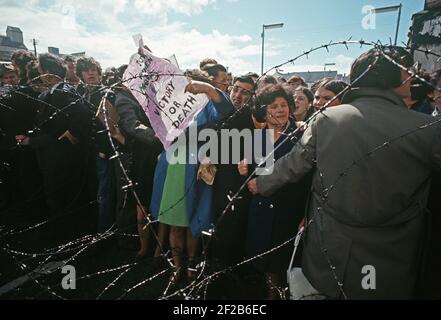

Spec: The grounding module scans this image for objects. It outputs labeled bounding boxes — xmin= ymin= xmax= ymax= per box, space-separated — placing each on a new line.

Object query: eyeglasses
xmin=230 ymin=85 xmax=253 ymax=96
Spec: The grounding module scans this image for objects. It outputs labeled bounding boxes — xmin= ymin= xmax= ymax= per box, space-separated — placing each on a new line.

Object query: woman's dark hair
xmin=38 ymin=53 xmax=67 ymax=78
xmin=287 ymin=75 xmax=306 ymax=87
xmin=350 ymin=46 xmax=413 ymax=89
xmin=26 ymin=60 xmax=42 ymax=83
xmin=76 ymin=56 xmax=102 ymax=78
xmin=184 ymin=68 xmax=212 ymax=84
xmin=294 ymin=86 xmax=314 ymax=102
xmin=199 ymin=58 xmax=218 ymax=70
xmin=311 ymin=77 xmax=331 ymax=94
xmin=254 ymin=84 xmax=294 ymax=122
xmin=202 ymin=63 xmax=227 ymax=79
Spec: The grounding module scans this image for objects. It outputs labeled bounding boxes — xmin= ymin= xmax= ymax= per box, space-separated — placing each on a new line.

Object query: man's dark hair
xmin=0 ymin=64 xmax=17 ymax=78
xmin=233 ymin=74 xmax=256 ymax=92
xmin=64 ymin=55 xmax=77 ymax=64
xmin=245 ymin=72 xmax=259 ymax=81
xmin=26 ymin=60 xmax=42 ymax=83
xmin=76 ymin=56 xmax=102 ymax=78
xmin=38 ymin=53 xmax=67 ymax=78
xmin=11 ymin=49 xmax=37 ymax=82
xmin=350 ymin=46 xmax=413 ymax=89
xmin=277 ymin=76 xmax=287 ymax=83
xmin=256 ymin=75 xmax=277 ymax=89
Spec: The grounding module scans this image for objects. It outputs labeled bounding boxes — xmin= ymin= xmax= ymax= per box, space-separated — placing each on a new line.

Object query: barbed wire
xmin=1 ymin=39 xmax=441 ymax=300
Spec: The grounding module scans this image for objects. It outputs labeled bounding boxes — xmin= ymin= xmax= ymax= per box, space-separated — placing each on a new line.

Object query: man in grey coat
xmin=248 ymin=47 xmax=441 ymax=299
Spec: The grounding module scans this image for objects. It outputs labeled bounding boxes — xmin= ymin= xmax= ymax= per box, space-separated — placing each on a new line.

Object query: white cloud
xmin=144 ymin=24 xmax=258 ymax=73
xmin=0 ymin=1 xmax=262 ymax=74
xmin=133 ymin=0 xmax=214 ymax=16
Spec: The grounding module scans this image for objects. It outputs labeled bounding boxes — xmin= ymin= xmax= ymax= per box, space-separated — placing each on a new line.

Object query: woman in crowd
xmin=150 ymin=74 xmax=233 ymax=286
xmin=238 ymin=84 xmax=311 ymax=299
xmin=293 ymin=86 xmax=314 ymax=122
xmin=202 ymin=63 xmax=229 ymax=93
xmin=313 ymin=79 xmax=348 ymax=111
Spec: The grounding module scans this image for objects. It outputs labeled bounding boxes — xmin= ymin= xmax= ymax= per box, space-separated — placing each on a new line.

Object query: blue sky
xmin=0 ymin=0 xmax=425 ymax=75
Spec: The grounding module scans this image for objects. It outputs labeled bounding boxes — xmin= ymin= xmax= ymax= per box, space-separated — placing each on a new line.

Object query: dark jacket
xmin=0 ymin=85 xmax=39 ymax=149
xmin=115 ymin=90 xmax=161 ymax=151
xmin=114 ymin=90 xmax=162 ymax=207
xmin=257 ymin=88 xmax=441 ymax=299
xmin=77 ymin=83 xmax=117 ymax=157
xmin=31 ymin=82 xmax=92 ymax=147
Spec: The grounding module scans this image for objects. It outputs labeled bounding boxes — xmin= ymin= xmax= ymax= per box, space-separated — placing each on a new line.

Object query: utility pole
xmin=32 ymin=38 xmax=38 ymax=56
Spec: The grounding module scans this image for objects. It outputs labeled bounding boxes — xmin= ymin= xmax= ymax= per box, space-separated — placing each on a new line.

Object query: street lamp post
xmin=324 ymin=63 xmax=336 ymax=78
xmin=372 ymin=4 xmax=402 ymax=45
xmin=261 ymin=23 xmax=284 ymax=75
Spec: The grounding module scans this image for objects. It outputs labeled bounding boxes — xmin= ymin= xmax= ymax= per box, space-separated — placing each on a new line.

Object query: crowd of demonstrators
xmin=1 ymin=45 xmax=441 ymax=300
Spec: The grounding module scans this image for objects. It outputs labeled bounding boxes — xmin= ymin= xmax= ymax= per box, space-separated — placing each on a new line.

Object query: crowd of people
xmin=1 ymin=46 xmax=441 ymax=300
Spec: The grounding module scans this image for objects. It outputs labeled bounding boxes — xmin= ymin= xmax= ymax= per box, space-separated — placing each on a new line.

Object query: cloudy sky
xmin=0 ymin=0 xmax=425 ymax=75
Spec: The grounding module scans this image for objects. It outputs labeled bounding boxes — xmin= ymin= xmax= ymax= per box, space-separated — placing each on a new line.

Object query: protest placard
xmin=123 ymin=48 xmax=209 ymax=149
